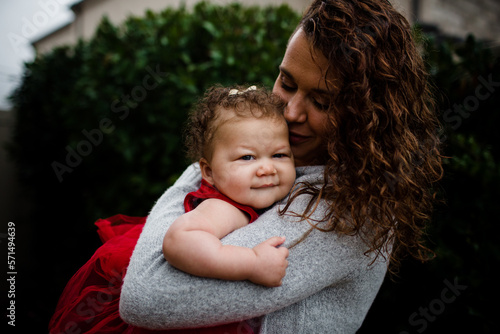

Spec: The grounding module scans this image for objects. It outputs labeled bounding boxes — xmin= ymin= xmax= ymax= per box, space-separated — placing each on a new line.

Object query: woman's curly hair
xmin=283 ymin=0 xmax=443 ymax=273
xmin=185 ymin=85 xmax=285 ymax=162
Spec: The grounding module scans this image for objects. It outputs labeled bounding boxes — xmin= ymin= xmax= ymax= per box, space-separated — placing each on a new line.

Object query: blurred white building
xmin=31 ymin=0 xmax=310 ymax=54
xmin=31 ymin=0 xmax=500 ymax=54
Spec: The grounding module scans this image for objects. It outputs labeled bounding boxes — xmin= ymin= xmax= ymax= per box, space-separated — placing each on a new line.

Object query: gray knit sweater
xmin=120 ymin=163 xmax=388 ymax=333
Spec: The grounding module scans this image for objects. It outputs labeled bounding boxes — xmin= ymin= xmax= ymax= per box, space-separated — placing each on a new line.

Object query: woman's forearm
xmin=120 ymin=165 xmax=373 ymax=330
xmin=121 ymin=204 xmax=367 ymax=330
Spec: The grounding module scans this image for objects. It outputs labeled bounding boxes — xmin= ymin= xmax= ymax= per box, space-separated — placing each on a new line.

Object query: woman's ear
xmin=199 ymin=158 xmax=215 ymax=185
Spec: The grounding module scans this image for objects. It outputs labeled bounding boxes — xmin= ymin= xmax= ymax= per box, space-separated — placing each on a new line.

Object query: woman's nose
xmin=284 ymin=93 xmax=307 ymax=124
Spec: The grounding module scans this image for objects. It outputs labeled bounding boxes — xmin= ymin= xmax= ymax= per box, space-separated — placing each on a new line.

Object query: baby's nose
xmin=257 ymin=162 xmax=277 ymax=176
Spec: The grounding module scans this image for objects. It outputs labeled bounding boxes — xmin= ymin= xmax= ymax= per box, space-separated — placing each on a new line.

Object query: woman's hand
xmin=249 ymin=236 xmax=289 ymax=287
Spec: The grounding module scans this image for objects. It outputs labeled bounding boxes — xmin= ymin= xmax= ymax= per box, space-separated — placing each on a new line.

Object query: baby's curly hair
xmin=185 ymin=85 xmax=286 ymax=162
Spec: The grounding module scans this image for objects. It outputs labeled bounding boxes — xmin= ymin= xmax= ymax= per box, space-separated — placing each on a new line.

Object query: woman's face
xmin=273 ymin=28 xmax=332 ymax=167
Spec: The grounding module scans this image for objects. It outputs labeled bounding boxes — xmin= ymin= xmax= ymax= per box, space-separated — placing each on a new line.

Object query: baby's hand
xmin=249 ymin=237 xmax=289 ymax=287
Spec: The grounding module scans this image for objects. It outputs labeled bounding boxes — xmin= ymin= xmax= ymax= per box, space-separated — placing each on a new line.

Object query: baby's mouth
xmin=253 ymin=183 xmax=277 ymax=189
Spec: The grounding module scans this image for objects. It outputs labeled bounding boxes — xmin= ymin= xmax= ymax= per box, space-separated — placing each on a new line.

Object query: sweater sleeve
xmin=120 ymin=165 xmax=379 ymax=330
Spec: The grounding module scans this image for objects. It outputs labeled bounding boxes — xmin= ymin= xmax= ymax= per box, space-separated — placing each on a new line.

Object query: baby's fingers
xmin=278 ymin=246 xmax=289 ymax=259
xmin=264 ymin=236 xmax=286 ymax=248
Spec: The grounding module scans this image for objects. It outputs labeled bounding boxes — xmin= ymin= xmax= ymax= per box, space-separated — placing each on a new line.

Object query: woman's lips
xmin=289 ymin=131 xmax=310 ymax=145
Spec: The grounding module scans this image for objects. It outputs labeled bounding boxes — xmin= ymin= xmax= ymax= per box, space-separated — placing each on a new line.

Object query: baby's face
xmin=206 ymin=116 xmax=296 ymax=209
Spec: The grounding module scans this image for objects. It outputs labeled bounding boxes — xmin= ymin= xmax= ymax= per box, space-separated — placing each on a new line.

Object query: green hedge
xmin=7 ymin=2 xmax=499 ymax=332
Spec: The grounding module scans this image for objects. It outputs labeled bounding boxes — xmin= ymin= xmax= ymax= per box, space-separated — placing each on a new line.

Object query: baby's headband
xmin=228 ymin=85 xmax=257 ymax=96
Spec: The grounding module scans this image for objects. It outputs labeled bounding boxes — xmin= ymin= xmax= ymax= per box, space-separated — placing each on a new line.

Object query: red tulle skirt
xmin=48 ymin=214 xmax=256 ymax=334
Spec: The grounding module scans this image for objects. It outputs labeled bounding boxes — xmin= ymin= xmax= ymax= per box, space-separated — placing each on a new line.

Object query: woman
xmin=120 ymin=0 xmax=443 ymax=332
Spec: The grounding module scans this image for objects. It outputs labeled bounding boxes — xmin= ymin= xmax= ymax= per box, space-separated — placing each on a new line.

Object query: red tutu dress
xmin=49 ymin=180 xmax=259 ymax=334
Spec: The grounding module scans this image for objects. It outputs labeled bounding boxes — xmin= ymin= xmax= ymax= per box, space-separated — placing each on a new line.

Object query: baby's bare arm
xmin=162 ymin=199 xmax=288 ymax=286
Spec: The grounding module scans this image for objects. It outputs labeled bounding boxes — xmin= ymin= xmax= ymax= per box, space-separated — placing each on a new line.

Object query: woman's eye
xmin=280 ymin=74 xmax=296 ymax=92
xmin=281 ymin=82 xmax=296 ymax=92
xmin=240 ymin=155 xmax=254 ymax=161
xmin=312 ymin=98 xmax=330 ymax=111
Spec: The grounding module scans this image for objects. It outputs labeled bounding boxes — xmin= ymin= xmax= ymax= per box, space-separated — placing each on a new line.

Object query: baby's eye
xmin=239 ymin=155 xmax=254 ymax=161
xmin=273 ymin=153 xmax=288 ymax=158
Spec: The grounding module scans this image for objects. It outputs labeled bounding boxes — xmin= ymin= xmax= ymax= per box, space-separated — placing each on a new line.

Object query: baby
xmin=163 ymin=85 xmax=295 ymax=287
